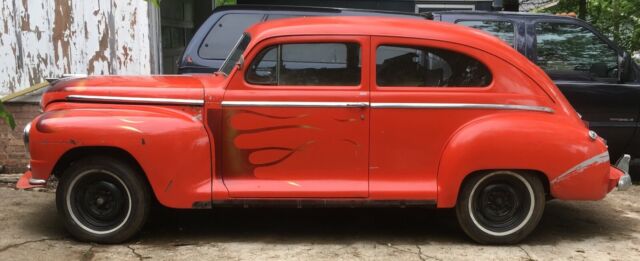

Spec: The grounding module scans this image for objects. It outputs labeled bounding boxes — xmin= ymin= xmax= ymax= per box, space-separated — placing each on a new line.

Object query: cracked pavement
xmin=0 ymin=185 xmax=639 ymax=260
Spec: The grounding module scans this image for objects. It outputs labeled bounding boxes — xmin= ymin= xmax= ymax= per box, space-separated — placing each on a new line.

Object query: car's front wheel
xmin=456 ymin=170 xmax=545 ymax=244
xmin=56 ymin=156 xmax=150 ymax=243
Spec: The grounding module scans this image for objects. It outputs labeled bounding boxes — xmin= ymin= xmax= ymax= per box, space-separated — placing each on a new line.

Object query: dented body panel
xmin=22 ymin=17 xmax=624 ymax=210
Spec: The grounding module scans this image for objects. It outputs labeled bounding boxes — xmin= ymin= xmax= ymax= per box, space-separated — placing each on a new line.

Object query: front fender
xmin=437 ymin=112 xmax=608 ymax=208
xmin=29 ymin=104 xmax=211 ymax=208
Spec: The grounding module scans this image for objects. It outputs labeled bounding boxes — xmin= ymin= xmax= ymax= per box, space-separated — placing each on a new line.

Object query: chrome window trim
xmin=370 ymin=103 xmax=554 ymax=113
xmin=66 ymin=95 xmax=204 ymax=106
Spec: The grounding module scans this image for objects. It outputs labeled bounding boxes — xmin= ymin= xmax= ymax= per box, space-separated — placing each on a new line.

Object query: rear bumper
xmin=612 ymin=154 xmax=632 ymax=191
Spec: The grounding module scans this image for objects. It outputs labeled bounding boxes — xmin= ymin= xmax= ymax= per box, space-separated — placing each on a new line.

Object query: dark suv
xmin=180 ymin=6 xmax=640 ymax=167
xmin=178 ymin=5 xmax=423 ymax=74
xmin=434 ymin=11 xmax=640 ymax=164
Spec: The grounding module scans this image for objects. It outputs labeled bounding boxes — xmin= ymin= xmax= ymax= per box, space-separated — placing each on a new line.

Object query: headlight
xmin=23 ymin=122 xmax=31 ymax=157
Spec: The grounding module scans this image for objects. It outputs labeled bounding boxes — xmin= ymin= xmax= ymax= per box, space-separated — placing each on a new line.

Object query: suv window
xmin=456 ymin=20 xmax=515 ymax=47
xmin=246 ymin=43 xmax=361 ymax=86
xmin=535 ymin=22 xmax=618 ymax=80
xmin=199 ymin=14 xmax=263 ymax=60
xmin=376 ymin=45 xmax=491 ymax=87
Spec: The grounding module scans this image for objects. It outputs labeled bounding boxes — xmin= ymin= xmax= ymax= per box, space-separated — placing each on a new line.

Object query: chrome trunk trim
xmin=551 ymin=151 xmax=610 ymax=185
xmin=66 ymin=95 xmax=204 ymax=106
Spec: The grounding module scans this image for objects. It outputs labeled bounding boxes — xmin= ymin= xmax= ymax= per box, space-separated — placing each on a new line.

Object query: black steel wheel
xmin=57 ymin=156 xmax=150 ymax=243
xmin=456 ymin=171 xmax=545 ymax=244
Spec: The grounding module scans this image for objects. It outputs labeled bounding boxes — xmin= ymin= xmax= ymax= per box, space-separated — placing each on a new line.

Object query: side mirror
xmin=236 ymin=55 xmax=245 ymax=71
xmin=618 ymin=51 xmax=631 ymax=83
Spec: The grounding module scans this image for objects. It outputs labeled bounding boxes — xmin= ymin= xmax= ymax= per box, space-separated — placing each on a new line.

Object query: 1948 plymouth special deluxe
xmin=18 ymin=17 xmax=632 ymax=244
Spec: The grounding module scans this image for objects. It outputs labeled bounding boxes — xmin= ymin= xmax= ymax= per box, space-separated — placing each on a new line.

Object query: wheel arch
xmin=51 ymin=146 xmax=159 ymax=204
xmin=458 ymin=169 xmax=551 ymax=201
xmin=436 ymin=112 xmax=602 ymax=208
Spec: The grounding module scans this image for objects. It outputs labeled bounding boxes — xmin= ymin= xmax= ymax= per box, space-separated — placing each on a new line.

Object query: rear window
xmin=198 ymin=13 xmax=263 ymax=60
xmin=376 ymin=45 xmax=492 ymax=87
xmin=456 ymin=20 xmax=515 ymax=47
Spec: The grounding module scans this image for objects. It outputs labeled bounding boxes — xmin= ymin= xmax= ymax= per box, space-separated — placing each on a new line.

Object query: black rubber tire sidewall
xmin=456 ymin=171 xmax=545 ymax=244
xmin=56 ymin=156 xmax=150 ymax=244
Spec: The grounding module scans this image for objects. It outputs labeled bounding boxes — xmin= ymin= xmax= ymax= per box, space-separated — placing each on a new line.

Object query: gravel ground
xmin=0 ymin=175 xmax=639 ymax=261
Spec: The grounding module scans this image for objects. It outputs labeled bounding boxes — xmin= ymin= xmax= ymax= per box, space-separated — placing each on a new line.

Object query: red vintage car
xmin=19 ymin=17 xmax=631 ymax=244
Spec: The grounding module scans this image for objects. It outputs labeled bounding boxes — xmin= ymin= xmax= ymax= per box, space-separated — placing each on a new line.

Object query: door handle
xmin=345 ymin=102 xmax=369 ymax=108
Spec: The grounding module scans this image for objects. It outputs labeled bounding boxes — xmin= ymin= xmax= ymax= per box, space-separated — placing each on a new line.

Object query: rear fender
xmin=437 ymin=112 xmax=608 ymax=208
xmin=30 ymin=104 xmax=211 ymax=208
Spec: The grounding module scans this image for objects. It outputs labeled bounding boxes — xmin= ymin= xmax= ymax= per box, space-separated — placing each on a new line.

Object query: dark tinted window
xmin=457 ymin=20 xmax=515 ymax=47
xmin=199 ymin=14 xmax=263 ymax=59
xmin=247 ymin=43 xmax=361 ymax=86
xmin=535 ymin=22 xmax=618 ymax=80
xmin=376 ymin=45 xmax=491 ymax=87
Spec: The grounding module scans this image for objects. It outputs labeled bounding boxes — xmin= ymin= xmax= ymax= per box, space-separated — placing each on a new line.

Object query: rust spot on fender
xmin=164 ymin=180 xmax=173 ymax=192
xmin=141 ymin=138 xmax=146 ymax=145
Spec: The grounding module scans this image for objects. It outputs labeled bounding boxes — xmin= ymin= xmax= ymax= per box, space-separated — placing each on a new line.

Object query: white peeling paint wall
xmin=0 ymin=0 xmax=152 ymax=95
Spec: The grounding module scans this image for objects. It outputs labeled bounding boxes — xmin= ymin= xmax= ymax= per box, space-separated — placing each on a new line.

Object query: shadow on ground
xmin=21 ymin=194 xmax=637 ymax=246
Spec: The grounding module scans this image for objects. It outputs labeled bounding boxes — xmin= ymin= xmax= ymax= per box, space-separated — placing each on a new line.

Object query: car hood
xmin=41 ymin=75 xmax=224 ymax=108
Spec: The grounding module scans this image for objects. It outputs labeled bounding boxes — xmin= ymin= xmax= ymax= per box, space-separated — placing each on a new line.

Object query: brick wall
xmin=0 ymin=103 xmax=40 ymax=173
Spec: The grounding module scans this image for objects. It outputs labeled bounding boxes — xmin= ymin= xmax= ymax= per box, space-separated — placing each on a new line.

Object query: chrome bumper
xmin=615 ymin=154 xmax=632 ymax=191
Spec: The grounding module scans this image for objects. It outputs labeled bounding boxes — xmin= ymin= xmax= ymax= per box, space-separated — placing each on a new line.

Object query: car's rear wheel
xmin=456 ymin=170 xmax=545 ymax=244
xmin=56 ymin=156 xmax=150 ymax=243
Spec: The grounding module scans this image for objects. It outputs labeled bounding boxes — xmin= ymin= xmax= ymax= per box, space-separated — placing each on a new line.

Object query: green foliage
xmin=215 ymin=0 xmax=236 ymax=7
xmin=542 ymin=0 xmax=640 ymax=53
xmin=145 ymin=0 xmax=160 ymax=8
xmin=0 ymin=102 xmax=15 ymax=130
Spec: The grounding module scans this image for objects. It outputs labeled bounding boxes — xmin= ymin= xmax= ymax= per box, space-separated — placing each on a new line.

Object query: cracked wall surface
xmin=0 ymin=0 xmax=152 ymax=95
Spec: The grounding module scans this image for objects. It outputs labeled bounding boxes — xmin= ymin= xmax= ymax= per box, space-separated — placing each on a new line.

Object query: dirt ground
xmin=0 ymin=179 xmax=639 ymax=261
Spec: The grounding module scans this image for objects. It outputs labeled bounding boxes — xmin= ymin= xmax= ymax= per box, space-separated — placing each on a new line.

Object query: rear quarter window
xmin=376 ymin=45 xmax=492 ymax=87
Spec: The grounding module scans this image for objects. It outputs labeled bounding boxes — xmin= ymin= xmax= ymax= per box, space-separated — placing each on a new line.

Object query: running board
xmin=192 ymin=200 xmax=436 ymax=209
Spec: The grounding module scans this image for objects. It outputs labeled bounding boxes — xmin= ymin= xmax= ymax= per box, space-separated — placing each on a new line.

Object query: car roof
xmin=245 ymin=16 xmax=509 ymax=50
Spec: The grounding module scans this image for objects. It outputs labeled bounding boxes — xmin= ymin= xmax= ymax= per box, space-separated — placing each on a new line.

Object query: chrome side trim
xmin=66 ymin=95 xmax=204 ymax=106
xmin=29 ymin=178 xmax=46 ymax=185
xmin=551 ymin=151 xmax=610 ymax=185
xmin=370 ymin=103 xmax=554 ymax=113
xmin=221 ymin=101 xmax=553 ymax=112
xmin=222 ymin=101 xmax=369 ymax=108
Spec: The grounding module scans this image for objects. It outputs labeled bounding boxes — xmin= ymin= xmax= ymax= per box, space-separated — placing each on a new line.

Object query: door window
xmin=246 ymin=43 xmax=361 ymax=86
xmin=535 ymin=22 xmax=618 ymax=80
xmin=199 ymin=14 xmax=263 ymax=60
xmin=456 ymin=20 xmax=515 ymax=47
xmin=376 ymin=45 xmax=491 ymax=87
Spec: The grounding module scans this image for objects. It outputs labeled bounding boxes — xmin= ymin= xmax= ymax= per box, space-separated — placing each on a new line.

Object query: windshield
xmin=218 ymin=33 xmax=251 ymax=76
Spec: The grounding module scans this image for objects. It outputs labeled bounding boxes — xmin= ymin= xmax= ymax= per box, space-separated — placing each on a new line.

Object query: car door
xmin=531 ymin=20 xmax=640 ymax=159
xmin=368 ymin=36 xmax=501 ymax=200
xmin=220 ymin=35 xmax=370 ymax=198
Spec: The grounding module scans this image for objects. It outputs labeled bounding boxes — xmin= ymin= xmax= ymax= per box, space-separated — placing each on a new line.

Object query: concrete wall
xmin=0 ymin=0 xmax=153 ymax=96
